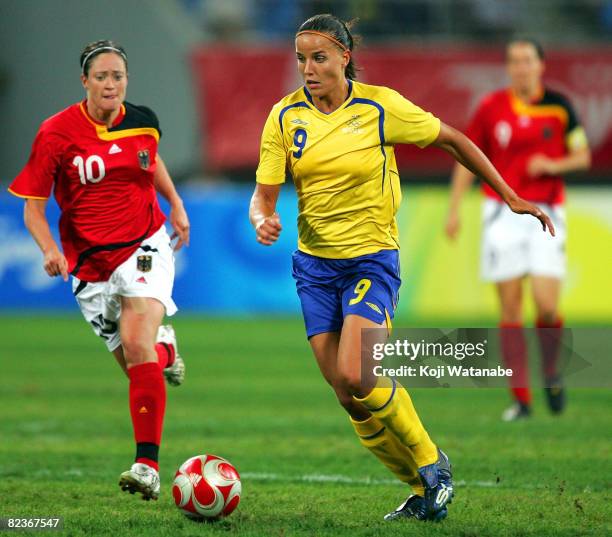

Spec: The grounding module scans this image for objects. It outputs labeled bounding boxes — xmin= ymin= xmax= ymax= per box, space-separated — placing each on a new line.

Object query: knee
xmin=334 ymin=369 xmax=364 ymax=399
xmin=327 ymin=369 xmax=363 ymax=411
xmin=334 ymin=388 xmax=355 ymax=412
xmin=121 ymin=334 xmax=154 ymax=365
xmin=536 ymin=309 xmax=558 ymax=325
xmin=500 ymin=308 xmax=522 ymax=325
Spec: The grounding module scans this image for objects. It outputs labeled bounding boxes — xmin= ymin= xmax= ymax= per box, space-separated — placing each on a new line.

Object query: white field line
xmin=22 ymin=469 xmax=506 ymax=488
xmin=241 ymin=472 xmax=539 ymax=489
xmin=24 ymin=469 xmax=592 ymax=492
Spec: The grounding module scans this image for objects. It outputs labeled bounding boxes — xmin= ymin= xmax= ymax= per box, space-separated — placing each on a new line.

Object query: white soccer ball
xmin=172 ymin=454 xmax=241 ymax=520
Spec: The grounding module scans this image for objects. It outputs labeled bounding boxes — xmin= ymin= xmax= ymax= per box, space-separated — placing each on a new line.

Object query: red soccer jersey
xmin=9 ymin=101 xmax=166 ymax=282
xmin=467 ymin=87 xmax=582 ymax=205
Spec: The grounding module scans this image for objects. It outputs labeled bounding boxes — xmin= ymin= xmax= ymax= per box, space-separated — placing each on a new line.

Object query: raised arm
xmin=24 ymin=198 xmax=68 ymax=281
xmin=433 ymin=122 xmax=555 ymax=236
xmin=154 ymin=155 xmax=190 ymax=250
xmin=249 ymin=183 xmax=282 ymax=246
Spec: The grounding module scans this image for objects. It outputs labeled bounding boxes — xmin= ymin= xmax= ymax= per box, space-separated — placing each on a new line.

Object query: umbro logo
xmin=291 ymin=118 xmax=309 ymax=126
xmin=109 ymin=143 xmax=122 ymax=154
xmin=435 ymin=484 xmax=453 ymax=507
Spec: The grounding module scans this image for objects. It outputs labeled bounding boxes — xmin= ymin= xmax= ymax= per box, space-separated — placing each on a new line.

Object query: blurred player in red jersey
xmin=445 ymin=38 xmax=591 ymax=421
xmin=8 ymin=40 xmax=190 ymax=499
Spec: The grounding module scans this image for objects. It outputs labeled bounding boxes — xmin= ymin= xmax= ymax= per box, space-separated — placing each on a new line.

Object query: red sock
xmin=500 ymin=323 xmax=531 ymax=405
xmin=155 ymin=342 xmax=175 ymax=369
xmin=128 ymin=362 xmax=166 ymax=471
xmin=536 ymin=317 xmax=563 ymax=380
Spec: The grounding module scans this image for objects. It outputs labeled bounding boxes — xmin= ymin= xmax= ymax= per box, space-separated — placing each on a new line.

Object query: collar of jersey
xmin=507 ymin=87 xmax=568 ymax=126
xmin=78 ymin=101 xmax=159 ymax=142
xmin=302 ymin=79 xmax=354 ymax=117
xmin=508 ymin=84 xmax=545 ymax=106
xmin=80 ymin=100 xmax=126 ymax=128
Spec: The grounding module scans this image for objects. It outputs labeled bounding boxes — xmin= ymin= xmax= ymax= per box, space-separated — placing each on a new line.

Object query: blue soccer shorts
xmin=292 ymin=249 xmax=401 ymax=338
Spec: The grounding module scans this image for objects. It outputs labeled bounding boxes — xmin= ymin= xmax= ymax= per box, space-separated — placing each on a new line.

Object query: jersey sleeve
xmin=256 ymin=107 xmax=286 ymax=185
xmin=8 ymin=126 xmax=62 ymax=199
xmin=137 ymin=105 xmax=162 ymax=139
xmin=562 ymin=98 xmax=588 ymax=152
xmin=383 ymin=89 xmax=441 ymax=148
xmin=116 ymin=103 xmax=162 ymax=139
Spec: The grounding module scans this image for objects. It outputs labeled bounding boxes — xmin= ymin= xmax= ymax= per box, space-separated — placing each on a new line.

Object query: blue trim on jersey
xmin=303 ymin=79 xmax=353 ymax=108
xmin=279 ymin=102 xmax=310 ymax=134
xmin=347 ymin=98 xmax=387 ymax=193
xmin=303 ymin=86 xmax=313 ymax=104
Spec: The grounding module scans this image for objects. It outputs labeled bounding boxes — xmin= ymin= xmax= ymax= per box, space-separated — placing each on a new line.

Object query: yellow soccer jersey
xmin=256 ymin=80 xmax=441 ymax=259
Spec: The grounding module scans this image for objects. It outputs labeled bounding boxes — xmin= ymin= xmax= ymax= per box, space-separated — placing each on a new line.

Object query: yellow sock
xmin=355 ymin=377 xmax=438 ymax=468
xmin=350 ymin=415 xmax=424 ymax=495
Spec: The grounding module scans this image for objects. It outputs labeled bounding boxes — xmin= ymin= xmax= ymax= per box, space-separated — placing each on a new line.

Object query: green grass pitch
xmin=1 ymin=316 xmax=610 ymax=536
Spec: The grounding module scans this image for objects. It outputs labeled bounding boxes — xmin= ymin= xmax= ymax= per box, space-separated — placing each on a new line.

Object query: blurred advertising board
xmin=1 ymin=186 xmax=610 ymax=323
xmin=191 ymin=45 xmax=612 ymax=174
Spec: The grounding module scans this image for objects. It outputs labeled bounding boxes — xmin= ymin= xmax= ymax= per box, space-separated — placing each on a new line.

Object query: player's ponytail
xmin=296 ymin=14 xmax=361 ymax=80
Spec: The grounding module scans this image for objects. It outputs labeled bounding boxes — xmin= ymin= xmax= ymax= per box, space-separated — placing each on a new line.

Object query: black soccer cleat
xmin=384 ymin=494 xmax=448 ymax=522
xmin=417 ymin=448 xmax=454 ymax=520
xmin=545 ymin=375 xmax=566 ymax=414
xmin=387 ymin=448 xmax=454 ymax=522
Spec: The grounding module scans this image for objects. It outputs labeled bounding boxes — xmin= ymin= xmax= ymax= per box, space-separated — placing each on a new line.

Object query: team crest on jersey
xmin=342 ymin=114 xmax=363 ymax=134
xmin=137 ymin=255 xmax=152 ymax=272
xmin=137 ymin=150 xmax=150 ymax=170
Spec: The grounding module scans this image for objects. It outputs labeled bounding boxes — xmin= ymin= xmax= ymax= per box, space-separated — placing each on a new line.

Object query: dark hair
xmin=506 ymin=37 xmax=544 ymax=60
xmin=297 ymin=14 xmax=360 ymax=80
xmin=80 ymin=40 xmax=128 ymax=77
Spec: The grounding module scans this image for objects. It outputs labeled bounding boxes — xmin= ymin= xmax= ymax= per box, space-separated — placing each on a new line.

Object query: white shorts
xmin=72 ymin=225 xmax=177 ymax=352
xmin=481 ymin=199 xmax=566 ymax=282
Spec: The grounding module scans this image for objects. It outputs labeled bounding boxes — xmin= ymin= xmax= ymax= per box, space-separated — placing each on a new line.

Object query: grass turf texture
xmin=1 ymin=316 xmax=610 ymax=536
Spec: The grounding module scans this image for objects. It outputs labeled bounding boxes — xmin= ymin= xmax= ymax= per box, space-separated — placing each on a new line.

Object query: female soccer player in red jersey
xmin=8 ymin=40 xmax=191 ymax=500
xmin=446 ymin=38 xmax=591 ymax=421
xmin=250 ymin=15 xmax=554 ymax=522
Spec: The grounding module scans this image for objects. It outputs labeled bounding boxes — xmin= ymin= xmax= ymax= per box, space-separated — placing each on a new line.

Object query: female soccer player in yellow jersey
xmin=249 ymin=14 xmax=554 ymax=522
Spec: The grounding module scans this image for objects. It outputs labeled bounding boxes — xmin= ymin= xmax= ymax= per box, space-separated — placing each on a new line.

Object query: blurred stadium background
xmin=1 ymin=2 xmax=611 ymax=535
xmin=1 ymin=0 xmax=611 ymax=323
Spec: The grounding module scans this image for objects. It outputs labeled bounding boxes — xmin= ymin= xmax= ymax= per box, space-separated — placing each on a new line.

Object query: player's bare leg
xmin=531 ymin=276 xmax=566 ymax=413
xmin=496 ymin=277 xmax=523 ymax=325
xmin=531 ymin=276 xmax=561 ymax=325
xmin=496 ymin=278 xmax=531 ymax=421
xmin=309 ymin=329 xmax=434 ymax=518
xmin=120 ymin=296 xmax=165 ymax=367
xmin=118 ymin=297 xmax=166 ymax=500
xmin=112 ymin=346 xmax=128 ymax=377
xmin=112 ymin=326 xmax=184 ymax=385
xmin=309 ymin=331 xmax=370 ymax=420
xmin=338 ymin=314 xmax=453 ymax=521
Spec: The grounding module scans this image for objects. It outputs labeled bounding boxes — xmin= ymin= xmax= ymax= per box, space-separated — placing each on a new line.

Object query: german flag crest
xmin=137 ymin=149 xmax=150 ymax=170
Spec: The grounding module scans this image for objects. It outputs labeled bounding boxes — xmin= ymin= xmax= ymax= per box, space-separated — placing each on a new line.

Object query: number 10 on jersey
xmin=73 ymin=155 xmax=106 ymax=184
